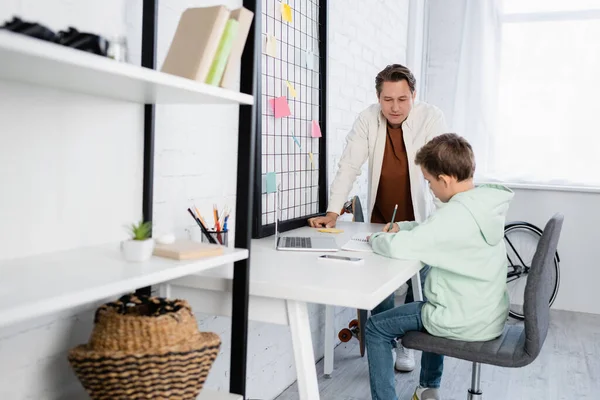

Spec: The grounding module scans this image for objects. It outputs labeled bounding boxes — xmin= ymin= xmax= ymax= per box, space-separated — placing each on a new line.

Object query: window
xmin=490 ymin=1 xmax=600 ymax=186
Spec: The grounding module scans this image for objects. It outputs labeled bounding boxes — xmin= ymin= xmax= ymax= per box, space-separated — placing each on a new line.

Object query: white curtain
xmin=449 ymin=0 xmax=503 ymax=183
xmin=426 ymin=0 xmax=600 ymax=188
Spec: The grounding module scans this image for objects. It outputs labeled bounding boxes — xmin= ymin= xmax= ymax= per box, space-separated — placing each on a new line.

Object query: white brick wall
xmin=327 ymin=0 xmax=410 ymax=219
xmin=0 ymin=0 xmax=412 ymax=399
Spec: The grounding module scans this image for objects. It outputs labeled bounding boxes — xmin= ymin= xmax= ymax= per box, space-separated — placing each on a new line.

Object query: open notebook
xmin=341 ymin=232 xmax=375 ymax=252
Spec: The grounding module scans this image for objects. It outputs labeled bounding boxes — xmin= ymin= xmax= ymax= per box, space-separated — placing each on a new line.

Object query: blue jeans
xmin=367 ymin=265 xmax=444 ymax=399
xmin=372 ymin=265 xmax=431 ymax=316
xmin=366 ymin=302 xmax=444 ymax=400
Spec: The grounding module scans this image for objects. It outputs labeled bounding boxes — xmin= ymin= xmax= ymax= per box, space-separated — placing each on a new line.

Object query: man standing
xmin=309 ymin=64 xmax=447 ymax=371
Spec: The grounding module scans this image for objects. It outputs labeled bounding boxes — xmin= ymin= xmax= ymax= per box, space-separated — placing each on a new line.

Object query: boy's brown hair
xmin=375 ymin=64 xmax=416 ymax=97
xmin=415 ymin=133 xmax=476 ymax=181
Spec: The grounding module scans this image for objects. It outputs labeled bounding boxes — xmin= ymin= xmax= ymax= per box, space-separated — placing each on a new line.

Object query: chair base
xmin=467 ymin=362 xmax=483 ymax=399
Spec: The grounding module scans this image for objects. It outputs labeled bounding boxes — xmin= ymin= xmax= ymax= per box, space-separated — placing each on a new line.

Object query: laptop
xmin=274 ymin=185 xmax=338 ymax=252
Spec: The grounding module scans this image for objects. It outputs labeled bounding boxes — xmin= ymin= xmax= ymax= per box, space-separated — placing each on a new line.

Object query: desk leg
xmin=287 ymin=300 xmax=320 ymax=400
xmin=411 ymin=270 xmax=424 ymax=302
xmin=324 ymin=304 xmax=334 ymax=377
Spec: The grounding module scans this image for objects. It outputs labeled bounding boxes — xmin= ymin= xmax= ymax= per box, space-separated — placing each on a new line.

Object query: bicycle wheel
xmin=504 ymin=221 xmax=560 ymax=320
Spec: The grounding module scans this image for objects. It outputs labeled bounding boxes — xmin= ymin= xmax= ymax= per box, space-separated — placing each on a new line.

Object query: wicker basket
xmin=68 ymin=294 xmax=220 ymax=400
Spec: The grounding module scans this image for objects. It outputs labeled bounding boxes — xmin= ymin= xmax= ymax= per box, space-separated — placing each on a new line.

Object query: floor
xmin=275 ymin=309 xmax=600 ymax=400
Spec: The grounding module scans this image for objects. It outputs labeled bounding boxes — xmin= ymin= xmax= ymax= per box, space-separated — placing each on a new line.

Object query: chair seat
xmin=403 ymin=324 xmax=534 ymax=368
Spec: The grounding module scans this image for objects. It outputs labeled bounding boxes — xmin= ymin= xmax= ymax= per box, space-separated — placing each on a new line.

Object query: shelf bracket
xmin=230 ymin=0 xmax=261 ymax=397
xmin=137 ymin=0 xmax=158 ymax=297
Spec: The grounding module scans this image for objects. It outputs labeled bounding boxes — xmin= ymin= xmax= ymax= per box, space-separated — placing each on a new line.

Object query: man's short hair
xmin=375 ymin=64 xmax=416 ymax=96
xmin=415 ymin=133 xmax=476 ymax=181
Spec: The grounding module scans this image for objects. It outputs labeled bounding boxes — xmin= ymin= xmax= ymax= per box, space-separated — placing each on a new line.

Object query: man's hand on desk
xmin=308 ymin=212 xmax=338 ymax=228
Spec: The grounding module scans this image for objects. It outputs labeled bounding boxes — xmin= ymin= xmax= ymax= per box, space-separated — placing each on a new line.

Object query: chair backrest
xmin=523 ymin=213 xmax=564 ymax=360
xmin=351 ymin=195 xmax=365 ymax=223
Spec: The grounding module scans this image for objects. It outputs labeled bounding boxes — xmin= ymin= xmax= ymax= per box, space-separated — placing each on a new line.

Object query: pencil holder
xmin=201 ymin=230 xmax=229 ymax=246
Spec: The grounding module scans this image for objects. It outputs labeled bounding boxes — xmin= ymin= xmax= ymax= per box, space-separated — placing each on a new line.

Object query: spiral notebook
xmin=341 ymin=232 xmax=374 ymax=252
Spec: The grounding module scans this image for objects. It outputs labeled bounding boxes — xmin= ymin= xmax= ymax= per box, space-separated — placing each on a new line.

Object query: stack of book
xmin=160 ymin=5 xmax=254 ymax=90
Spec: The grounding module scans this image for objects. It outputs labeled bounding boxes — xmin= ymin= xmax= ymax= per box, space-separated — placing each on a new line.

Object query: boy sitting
xmin=366 ymin=133 xmax=513 ymax=400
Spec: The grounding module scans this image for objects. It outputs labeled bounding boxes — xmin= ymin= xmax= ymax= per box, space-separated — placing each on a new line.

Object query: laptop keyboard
xmin=283 ymin=237 xmax=312 ymax=248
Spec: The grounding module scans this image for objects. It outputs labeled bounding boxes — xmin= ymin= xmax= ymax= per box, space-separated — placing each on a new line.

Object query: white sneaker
xmin=412 ymin=385 xmax=441 ymax=400
xmin=394 ymin=342 xmax=416 ymax=372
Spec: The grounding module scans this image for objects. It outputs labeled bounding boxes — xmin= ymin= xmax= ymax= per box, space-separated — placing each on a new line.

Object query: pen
xmin=223 ymin=214 xmax=229 ymax=231
xmin=187 ymin=208 xmax=218 ymax=244
xmin=213 ymin=204 xmax=219 ymax=229
xmin=214 ymin=204 xmax=224 ymax=244
xmin=219 ymin=205 xmax=228 ymax=227
xmin=194 ymin=205 xmax=207 ymax=227
xmin=388 ymin=204 xmax=398 ymax=232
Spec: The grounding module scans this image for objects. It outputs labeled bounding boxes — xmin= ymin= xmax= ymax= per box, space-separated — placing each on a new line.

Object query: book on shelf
xmin=160 ymin=6 xmax=254 ymax=89
xmin=153 ymin=240 xmax=224 ymax=261
xmin=219 ymin=7 xmax=254 ymax=89
xmin=205 ymin=18 xmax=239 ymax=86
xmin=161 ymin=5 xmax=230 ymax=82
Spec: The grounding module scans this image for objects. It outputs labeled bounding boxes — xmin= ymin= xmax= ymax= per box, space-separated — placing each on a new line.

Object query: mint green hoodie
xmin=370 ymin=184 xmax=514 ymax=341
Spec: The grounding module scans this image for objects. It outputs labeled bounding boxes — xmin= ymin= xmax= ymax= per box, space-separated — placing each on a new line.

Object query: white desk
xmin=164 ymin=222 xmax=423 ymax=400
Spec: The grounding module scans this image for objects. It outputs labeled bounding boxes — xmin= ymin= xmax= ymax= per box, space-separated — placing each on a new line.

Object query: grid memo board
xmin=259 ymin=0 xmax=324 ymax=229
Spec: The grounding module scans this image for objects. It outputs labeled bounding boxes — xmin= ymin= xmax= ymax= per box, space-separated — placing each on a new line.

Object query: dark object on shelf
xmin=1 ymin=16 xmax=109 ymax=56
xmin=0 ymin=16 xmax=57 ymax=42
xmin=68 ymin=293 xmax=221 ymax=400
xmin=57 ymin=27 xmax=109 ymax=56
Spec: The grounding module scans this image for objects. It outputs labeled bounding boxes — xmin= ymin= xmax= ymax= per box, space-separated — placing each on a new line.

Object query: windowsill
xmin=476 ymin=180 xmax=600 ymax=194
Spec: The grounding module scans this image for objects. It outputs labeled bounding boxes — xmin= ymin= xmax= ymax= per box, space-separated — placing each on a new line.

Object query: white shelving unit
xmin=0 ymin=244 xmax=248 ymax=328
xmin=0 ymin=30 xmax=254 ymax=105
xmin=0 ymin=30 xmax=253 ymax=328
xmin=0 ymin=16 xmax=255 ymax=398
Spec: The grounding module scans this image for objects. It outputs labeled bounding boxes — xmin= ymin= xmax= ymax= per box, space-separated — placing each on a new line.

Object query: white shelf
xmin=0 ymin=31 xmax=254 ymax=105
xmin=197 ymin=389 xmax=243 ymax=400
xmin=64 ymin=388 xmax=243 ymax=400
xmin=0 ymin=243 xmax=248 ymax=328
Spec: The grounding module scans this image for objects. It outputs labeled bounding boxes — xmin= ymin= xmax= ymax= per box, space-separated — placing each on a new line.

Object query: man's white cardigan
xmin=327 ymin=102 xmax=448 ymax=223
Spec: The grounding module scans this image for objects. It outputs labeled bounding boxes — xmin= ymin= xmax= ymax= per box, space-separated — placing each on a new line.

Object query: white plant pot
xmin=121 ymin=238 xmax=155 ymax=262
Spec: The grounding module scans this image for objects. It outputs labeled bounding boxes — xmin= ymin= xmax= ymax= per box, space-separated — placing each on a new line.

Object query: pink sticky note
xmin=269 ymin=96 xmax=291 ymax=118
xmin=311 ymin=120 xmax=322 ymax=138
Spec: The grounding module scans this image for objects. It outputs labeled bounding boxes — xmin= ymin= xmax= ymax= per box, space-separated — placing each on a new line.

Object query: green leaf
xmin=126 ymin=219 xmax=152 ymax=240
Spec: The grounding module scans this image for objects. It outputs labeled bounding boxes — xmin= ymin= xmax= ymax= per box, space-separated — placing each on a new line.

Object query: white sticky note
xmin=265 ymin=34 xmax=277 ymax=57
xmin=304 ymin=50 xmax=315 ymax=70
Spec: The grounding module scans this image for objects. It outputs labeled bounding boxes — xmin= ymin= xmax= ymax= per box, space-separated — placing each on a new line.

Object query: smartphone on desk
xmin=318 ymin=254 xmax=364 ymax=264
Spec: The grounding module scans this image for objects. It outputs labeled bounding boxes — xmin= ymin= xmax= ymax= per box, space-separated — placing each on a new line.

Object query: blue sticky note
xmin=266 ymin=172 xmax=277 ymax=193
xmin=291 ymin=134 xmax=302 ymax=150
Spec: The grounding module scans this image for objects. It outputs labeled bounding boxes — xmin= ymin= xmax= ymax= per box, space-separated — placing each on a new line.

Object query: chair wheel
xmin=338 ymin=328 xmax=352 ymax=342
xmin=349 ymin=319 xmax=359 ymax=329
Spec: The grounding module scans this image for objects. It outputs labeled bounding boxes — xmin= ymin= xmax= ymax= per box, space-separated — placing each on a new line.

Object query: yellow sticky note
xmin=265 ymin=34 xmax=277 ymax=57
xmin=286 ymin=80 xmax=297 ymax=98
xmin=308 ymin=152 xmax=315 ymax=168
xmin=281 ymin=3 xmax=293 ymax=23
xmin=318 ymin=228 xmax=344 ymax=234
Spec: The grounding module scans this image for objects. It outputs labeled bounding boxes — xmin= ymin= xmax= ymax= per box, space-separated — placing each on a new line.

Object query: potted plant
xmin=121 ymin=220 xmax=154 ymax=262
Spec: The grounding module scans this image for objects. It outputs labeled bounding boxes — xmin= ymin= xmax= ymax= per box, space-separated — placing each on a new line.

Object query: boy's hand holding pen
xmin=383 ymin=204 xmax=400 ymax=233
xmin=383 ymin=222 xmax=400 ymax=233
